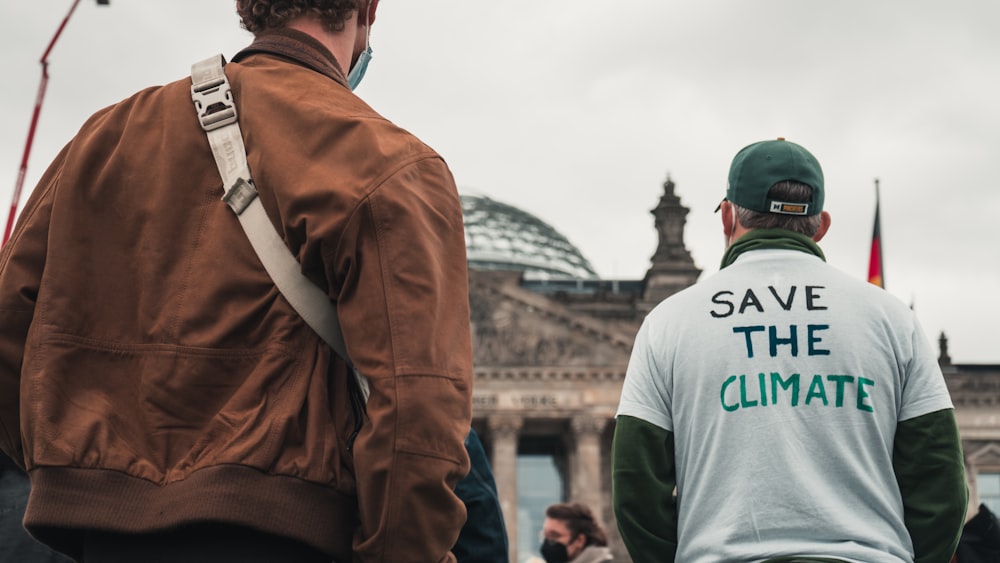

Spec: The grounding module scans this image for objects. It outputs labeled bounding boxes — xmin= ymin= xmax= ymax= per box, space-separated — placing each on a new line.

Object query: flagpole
xmin=3 ymin=0 xmax=110 ymax=246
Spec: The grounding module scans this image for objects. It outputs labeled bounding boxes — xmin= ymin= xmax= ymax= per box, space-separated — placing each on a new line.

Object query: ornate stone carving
xmin=470 ymin=277 xmax=632 ymax=367
xmin=474 ymin=368 xmax=625 ymax=383
xmin=487 ymin=415 xmax=524 ymax=439
xmin=643 ymin=176 xmax=702 ymax=305
xmin=571 ymin=415 xmax=610 ymax=437
xmin=966 ymin=442 xmax=1000 ymax=467
xmin=946 ymin=372 xmax=1000 ymax=407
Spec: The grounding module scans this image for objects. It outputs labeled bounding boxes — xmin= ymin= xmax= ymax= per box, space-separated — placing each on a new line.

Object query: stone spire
xmin=641 ymin=175 xmax=701 ymax=310
xmin=939 ymin=331 xmax=952 ymax=366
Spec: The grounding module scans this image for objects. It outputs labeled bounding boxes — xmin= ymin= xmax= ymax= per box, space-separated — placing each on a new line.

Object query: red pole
xmin=3 ymin=0 xmax=83 ymax=245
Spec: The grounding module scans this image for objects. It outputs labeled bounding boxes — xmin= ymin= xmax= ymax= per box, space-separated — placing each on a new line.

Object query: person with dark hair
xmin=613 ymin=138 xmax=966 ymax=563
xmin=540 ymin=502 xmax=613 ymax=563
xmin=0 ymin=1 xmax=473 ymax=562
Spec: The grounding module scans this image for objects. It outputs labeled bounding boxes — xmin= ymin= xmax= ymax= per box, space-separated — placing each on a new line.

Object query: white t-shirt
xmin=617 ymin=249 xmax=953 ymax=563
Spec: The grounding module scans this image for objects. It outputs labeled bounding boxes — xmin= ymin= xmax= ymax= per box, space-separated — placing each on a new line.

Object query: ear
xmin=720 ymin=200 xmax=736 ymax=238
xmin=812 ymin=211 xmax=831 ymax=243
xmin=366 ymin=0 xmax=379 ymax=25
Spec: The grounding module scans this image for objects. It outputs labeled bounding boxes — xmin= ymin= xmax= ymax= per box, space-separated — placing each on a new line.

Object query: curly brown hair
xmin=545 ymin=502 xmax=609 ymax=547
xmin=236 ymin=0 xmax=363 ymax=34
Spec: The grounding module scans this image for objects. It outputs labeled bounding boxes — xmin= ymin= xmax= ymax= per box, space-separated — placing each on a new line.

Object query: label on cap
xmin=769 ymin=201 xmax=809 ymax=215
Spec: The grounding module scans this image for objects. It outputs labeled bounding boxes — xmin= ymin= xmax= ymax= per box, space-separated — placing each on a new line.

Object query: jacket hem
xmin=25 ymin=465 xmax=356 ymax=561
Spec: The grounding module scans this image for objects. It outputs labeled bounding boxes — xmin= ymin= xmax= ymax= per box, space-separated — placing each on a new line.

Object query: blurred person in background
xmin=540 ymin=502 xmax=614 ymax=563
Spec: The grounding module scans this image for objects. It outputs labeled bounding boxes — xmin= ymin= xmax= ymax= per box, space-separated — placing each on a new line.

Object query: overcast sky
xmin=2 ymin=1 xmax=997 ymax=363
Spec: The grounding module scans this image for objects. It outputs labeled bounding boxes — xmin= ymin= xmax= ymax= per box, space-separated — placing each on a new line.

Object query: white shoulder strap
xmin=190 ymin=54 xmax=370 ymax=401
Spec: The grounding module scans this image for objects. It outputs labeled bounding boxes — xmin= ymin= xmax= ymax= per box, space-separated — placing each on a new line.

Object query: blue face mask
xmin=347 ymin=43 xmax=372 ymax=90
xmin=347 ymin=5 xmax=373 ymax=91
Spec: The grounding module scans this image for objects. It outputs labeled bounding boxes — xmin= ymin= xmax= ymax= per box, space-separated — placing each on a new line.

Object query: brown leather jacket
xmin=0 ymin=29 xmax=472 ymax=563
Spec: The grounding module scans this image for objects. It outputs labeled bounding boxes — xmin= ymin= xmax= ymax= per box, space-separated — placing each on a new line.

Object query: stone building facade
xmin=462 ymin=178 xmax=1000 ymax=563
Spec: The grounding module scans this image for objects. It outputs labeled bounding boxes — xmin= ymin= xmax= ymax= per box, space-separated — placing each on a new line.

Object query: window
xmin=977 ymin=472 xmax=1000 ymax=514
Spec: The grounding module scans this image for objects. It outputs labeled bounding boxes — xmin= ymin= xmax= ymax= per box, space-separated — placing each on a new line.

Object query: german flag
xmin=867 ymin=182 xmax=884 ymax=288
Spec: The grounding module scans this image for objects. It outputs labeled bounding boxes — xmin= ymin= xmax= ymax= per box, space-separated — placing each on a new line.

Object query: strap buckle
xmin=223 ymin=178 xmax=258 ymax=215
xmin=191 ymin=55 xmax=237 ymax=131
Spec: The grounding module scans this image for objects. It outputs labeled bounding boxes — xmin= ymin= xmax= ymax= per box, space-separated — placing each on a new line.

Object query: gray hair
xmin=734 ymin=181 xmax=823 ymax=237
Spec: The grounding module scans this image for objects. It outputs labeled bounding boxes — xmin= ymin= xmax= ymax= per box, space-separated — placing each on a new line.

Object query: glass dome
xmin=461 ymin=194 xmax=598 ymax=280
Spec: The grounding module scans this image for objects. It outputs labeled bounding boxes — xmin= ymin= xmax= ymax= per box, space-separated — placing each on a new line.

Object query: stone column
xmin=489 ymin=415 xmax=523 ymax=563
xmin=570 ymin=415 xmax=608 ymax=519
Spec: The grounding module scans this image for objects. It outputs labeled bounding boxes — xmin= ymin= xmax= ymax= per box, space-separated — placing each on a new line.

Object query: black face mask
xmin=540 ymin=538 xmax=570 ymax=563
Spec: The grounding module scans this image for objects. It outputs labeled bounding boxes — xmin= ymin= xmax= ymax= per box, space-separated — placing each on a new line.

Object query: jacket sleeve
xmin=612 ymin=414 xmax=677 ymax=563
xmin=0 ymin=146 xmax=65 ymax=468
xmin=453 ymin=427 xmax=509 ymax=563
xmin=337 ymin=155 xmax=472 ymax=563
xmin=892 ymin=408 xmax=967 ymax=563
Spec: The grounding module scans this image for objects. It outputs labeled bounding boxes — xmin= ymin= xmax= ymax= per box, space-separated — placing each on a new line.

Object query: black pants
xmin=0 ymin=460 xmax=73 ymax=563
xmin=81 ymin=524 xmax=331 ymax=563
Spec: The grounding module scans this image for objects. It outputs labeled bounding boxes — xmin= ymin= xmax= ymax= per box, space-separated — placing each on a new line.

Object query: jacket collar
xmin=232 ymin=27 xmax=349 ymax=87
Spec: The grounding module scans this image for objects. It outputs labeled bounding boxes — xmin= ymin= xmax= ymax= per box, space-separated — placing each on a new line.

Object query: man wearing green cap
xmin=612 ymin=138 xmax=967 ymax=563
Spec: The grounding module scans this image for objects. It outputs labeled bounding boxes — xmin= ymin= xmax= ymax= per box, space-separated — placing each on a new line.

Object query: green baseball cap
xmin=723 ymin=138 xmax=824 ymax=216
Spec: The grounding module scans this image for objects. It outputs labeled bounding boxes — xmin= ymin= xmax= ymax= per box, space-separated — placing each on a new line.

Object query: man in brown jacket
xmin=0 ymin=1 xmax=473 ymax=561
